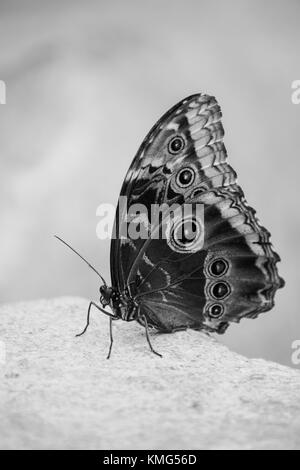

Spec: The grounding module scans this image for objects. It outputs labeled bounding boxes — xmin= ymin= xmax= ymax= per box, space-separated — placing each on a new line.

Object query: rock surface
xmin=0 ymin=297 xmax=299 ymax=450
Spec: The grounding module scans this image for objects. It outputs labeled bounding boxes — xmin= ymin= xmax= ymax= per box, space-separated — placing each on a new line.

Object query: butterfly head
xmin=98 ymin=284 xmax=138 ymax=321
xmin=99 ymin=284 xmax=113 ymax=308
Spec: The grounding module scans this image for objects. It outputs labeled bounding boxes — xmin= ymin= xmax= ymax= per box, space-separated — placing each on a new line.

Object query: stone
xmin=0 ymin=297 xmax=299 ymax=450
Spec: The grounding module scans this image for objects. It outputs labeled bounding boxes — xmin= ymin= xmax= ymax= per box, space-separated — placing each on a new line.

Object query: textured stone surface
xmin=0 ymin=297 xmax=300 ymax=450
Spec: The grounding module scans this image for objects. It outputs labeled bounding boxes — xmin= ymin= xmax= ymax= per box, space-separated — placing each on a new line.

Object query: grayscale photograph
xmin=0 ymin=0 xmax=299 ymax=454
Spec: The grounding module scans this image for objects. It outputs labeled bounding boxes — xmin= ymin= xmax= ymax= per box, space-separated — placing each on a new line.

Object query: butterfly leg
xmin=106 ymin=317 xmax=114 ymax=360
xmin=142 ymin=315 xmax=163 ymax=358
xmin=76 ymin=301 xmax=114 ymax=337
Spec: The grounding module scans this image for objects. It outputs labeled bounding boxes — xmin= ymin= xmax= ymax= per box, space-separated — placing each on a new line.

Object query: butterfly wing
xmin=110 ymin=94 xmax=235 ymax=291
xmin=110 ymin=94 xmax=284 ymax=333
xmin=129 ymin=186 xmax=284 ymax=333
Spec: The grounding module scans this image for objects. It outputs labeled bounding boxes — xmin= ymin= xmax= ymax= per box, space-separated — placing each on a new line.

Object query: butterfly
xmin=56 ymin=93 xmax=284 ymax=359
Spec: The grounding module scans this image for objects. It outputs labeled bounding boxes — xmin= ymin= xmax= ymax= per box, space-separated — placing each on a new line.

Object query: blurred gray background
xmin=0 ymin=0 xmax=299 ymax=367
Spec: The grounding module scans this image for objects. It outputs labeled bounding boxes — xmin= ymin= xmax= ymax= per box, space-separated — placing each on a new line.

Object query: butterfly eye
xmin=208 ymin=304 xmax=224 ymax=319
xmin=210 ymin=281 xmax=230 ymax=299
xmin=168 ymin=215 xmax=204 ymax=253
xmin=174 ymin=220 xmax=198 ymax=245
xmin=176 ymin=167 xmax=195 ymax=188
xmin=209 ymin=258 xmax=229 ymax=277
xmin=168 ymin=136 xmax=185 ymax=154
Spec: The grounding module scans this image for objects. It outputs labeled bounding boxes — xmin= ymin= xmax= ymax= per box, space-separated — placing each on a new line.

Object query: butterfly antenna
xmin=54 ymin=235 xmax=107 ymax=286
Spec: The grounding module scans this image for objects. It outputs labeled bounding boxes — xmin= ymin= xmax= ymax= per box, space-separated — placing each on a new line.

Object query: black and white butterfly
xmin=56 ymin=93 xmax=284 ymax=358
